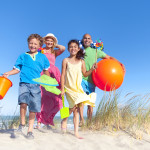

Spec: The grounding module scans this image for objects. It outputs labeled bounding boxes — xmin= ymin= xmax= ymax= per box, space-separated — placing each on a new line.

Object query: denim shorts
xmin=18 ymin=82 xmax=41 ymax=112
xmin=81 ymin=79 xmax=95 ymax=95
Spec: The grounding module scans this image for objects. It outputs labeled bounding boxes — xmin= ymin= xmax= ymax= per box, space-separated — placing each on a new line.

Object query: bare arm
xmin=55 ymin=44 xmax=65 ymax=57
xmin=103 ymin=54 xmax=119 ymax=61
xmin=3 ymin=69 xmax=20 ymax=78
xmin=82 ymin=60 xmax=97 ymax=77
xmin=43 ymin=70 xmax=50 ymax=77
xmin=103 ymin=55 xmax=126 ymax=73
xmin=60 ymin=58 xmax=67 ymax=96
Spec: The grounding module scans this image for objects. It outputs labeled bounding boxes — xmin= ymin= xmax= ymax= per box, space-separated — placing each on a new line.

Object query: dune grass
xmin=1 ymin=91 xmax=150 ymax=140
xmin=84 ymin=91 xmax=150 ymax=139
xmin=0 ymin=115 xmax=29 ymax=130
xmin=0 ymin=105 xmax=29 ymax=130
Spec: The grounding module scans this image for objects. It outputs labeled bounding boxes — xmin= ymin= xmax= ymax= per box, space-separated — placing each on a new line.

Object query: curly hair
xmin=27 ymin=34 xmax=43 ymax=47
xmin=68 ymin=39 xmax=85 ymax=60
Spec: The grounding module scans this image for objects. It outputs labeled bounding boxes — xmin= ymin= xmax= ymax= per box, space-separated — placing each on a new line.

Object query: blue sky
xmin=0 ymin=0 xmax=150 ymax=116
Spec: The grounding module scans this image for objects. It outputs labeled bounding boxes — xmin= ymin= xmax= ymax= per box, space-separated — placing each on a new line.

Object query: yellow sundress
xmin=64 ymin=61 xmax=96 ymax=108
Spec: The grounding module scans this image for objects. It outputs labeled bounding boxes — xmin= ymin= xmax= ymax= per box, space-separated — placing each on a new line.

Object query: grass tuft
xmin=83 ymin=91 xmax=150 ymax=139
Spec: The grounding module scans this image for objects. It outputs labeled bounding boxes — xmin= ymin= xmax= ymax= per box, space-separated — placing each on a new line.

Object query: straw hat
xmin=43 ymin=33 xmax=58 ymax=44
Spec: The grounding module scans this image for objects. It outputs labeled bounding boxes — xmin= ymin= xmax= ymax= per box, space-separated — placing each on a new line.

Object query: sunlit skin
xmin=28 ymin=38 xmax=40 ymax=55
xmin=36 ymin=35 xmax=65 ymax=129
xmin=2 ymin=35 xmax=50 ymax=136
xmin=68 ymin=43 xmax=80 ymax=58
xmin=79 ymin=34 xmax=126 ymax=126
xmin=42 ymin=37 xmax=65 ymax=57
xmin=82 ymin=34 xmax=92 ymax=48
xmin=44 ymin=37 xmax=54 ymax=49
xmin=60 ymin=41 xmax=97 ymax=139
xmin=2 ymin=38 xmax=41 ymax=78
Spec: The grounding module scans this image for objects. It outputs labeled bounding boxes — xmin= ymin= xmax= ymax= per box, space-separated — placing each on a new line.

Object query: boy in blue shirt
xmin=3 ymin=34 xmax=50 ymax=139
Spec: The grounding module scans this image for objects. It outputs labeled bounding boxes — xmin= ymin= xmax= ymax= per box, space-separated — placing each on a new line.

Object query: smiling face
xmin=28 ymin=38 xmax=40 ymax=54
xmin=82 ymin=34 xmax=92 ymax=48
xmin=44 ymin=37 xmax=55 ymax=49
xmin=68 ymin=42 xmax=80 ymax=56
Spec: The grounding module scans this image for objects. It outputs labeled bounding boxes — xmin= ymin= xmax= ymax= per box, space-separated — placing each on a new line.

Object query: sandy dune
xmin=0 ymin=127 xmax=150 ymax=150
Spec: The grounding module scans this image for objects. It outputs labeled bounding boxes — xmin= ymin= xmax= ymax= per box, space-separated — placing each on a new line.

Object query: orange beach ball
xmin=92 ymin=59 xmax=125 ymax=91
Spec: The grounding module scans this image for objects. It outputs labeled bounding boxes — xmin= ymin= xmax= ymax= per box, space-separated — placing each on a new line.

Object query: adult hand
xmin=120 ymin=63 xmax=126 ymax=74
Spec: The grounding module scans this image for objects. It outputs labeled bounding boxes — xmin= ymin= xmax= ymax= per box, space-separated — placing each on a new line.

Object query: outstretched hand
xmin=2 ymin=73 xmax=9 ymax=78
xmin=1 ymin=69 xmax=19 ymax=77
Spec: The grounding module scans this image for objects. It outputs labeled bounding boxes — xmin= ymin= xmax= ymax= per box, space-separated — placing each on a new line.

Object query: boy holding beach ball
xmin=3 ymin=34 xmax=50 ymax=139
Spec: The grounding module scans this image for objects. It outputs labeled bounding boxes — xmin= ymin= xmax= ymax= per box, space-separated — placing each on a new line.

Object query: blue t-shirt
xmin=14 ymin=52 xmax=50 ymax=84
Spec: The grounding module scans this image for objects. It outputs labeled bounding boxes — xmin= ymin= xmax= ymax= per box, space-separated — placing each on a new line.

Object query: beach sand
xmin=0 ymin=127 xmax=150 ymax=150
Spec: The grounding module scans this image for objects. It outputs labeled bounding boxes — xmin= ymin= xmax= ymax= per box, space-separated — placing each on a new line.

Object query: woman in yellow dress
xmin=61 ymin=40 xmax=96 ymax=139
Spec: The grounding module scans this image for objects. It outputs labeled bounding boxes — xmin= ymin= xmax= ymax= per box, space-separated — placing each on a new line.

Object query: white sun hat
xmin=43 ymin=33 xmax=58 ymax=44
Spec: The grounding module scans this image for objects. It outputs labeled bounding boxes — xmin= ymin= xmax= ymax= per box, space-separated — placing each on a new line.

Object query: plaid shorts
xmin=18 ymin=82 xmax=41 ymax=112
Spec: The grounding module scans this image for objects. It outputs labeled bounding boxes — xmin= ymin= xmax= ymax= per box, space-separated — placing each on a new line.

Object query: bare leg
xmin=61 ymin=117 xmax=68 ymax=132
xmin=28 ymin=112 xmax=36 ymax=132
xmin=79 ymin=103 xmax=84 ymax=126
xmin=74 ymin=107 xmax=83 ymax=139
xmin=87 ymin=105 xmax=93 ymax=122
xmin=20 ymin=103 xmax=27 ymax=125
xmin=61 ymin=108 xmax=74 ymax=132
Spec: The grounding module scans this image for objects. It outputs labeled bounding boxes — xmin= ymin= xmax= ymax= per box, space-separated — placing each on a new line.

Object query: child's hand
xmin=61 ymin=89 xmax=65 ymax=97
xmin=92 ymin=63 xmax=97 ymax=70
xmin=2 ymin=73 xmax=9 ymax=78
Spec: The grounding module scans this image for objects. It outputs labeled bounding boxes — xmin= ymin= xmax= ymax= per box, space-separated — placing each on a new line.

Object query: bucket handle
xmin=62 ymin=95 xmax=65 ymax=108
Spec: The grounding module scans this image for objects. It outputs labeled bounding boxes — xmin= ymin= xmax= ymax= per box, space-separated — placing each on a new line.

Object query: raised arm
xmin=60 ymin=58 xmax=67 ymax=96
xmin=55 ymin=44 xmax=65 ymax=57
xmin=82 ymin=60 xmax=97 ymax=77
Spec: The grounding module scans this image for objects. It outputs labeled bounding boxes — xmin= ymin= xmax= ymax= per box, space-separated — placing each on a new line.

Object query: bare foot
xmin=75 ymin=133 xmax=84 ymax=139
xmin=61 ymin=121 xmax=67 ymax=133
xmin=61 ymin=127 xmax=67 ymax=133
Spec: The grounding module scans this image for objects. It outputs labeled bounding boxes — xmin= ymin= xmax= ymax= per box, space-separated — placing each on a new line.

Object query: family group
xmin=3 ymin=33 xmax=124 ymax=139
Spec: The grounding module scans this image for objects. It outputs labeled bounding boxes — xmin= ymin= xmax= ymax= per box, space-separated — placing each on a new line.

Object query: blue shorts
xmin=81 ymin=79 xmax=95 ymax=95
xmin=18 ymin=82 xmax=41 ymax=112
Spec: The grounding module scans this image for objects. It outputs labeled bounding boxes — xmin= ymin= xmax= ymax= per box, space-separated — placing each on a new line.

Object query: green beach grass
xmin=0 ymin=91 xmax=150 ymax=140
xmin=83 ymin=91 xmax=150 ymax=140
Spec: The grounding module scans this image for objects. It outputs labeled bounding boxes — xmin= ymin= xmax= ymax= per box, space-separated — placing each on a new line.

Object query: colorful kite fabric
xmin=33 ymin=74 xmax=61 ymax=95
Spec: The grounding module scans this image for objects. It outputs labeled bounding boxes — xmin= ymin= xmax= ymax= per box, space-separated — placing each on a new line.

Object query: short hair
xmin=81 ymin=33 xmax=92 ymax=48
xmin=82 ymin=33 xmax=92 ymax=40
xmin=27 ymin=34 xmax=43 ymax=47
